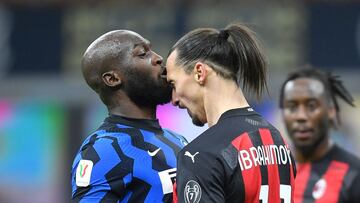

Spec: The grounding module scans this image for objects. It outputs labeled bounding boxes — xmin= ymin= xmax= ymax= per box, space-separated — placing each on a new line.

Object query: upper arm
xmin=349 ymin=171 xmax=360 ymax=202
xmin=176 ymin=150 xmax=225 ymax=203
xmin=72 ymin=136 xmax=132 ymax=201
xmin=164 ymin=129 xmax=189 ymax=147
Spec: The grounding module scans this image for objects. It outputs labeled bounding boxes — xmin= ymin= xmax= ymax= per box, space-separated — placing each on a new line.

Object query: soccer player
xmin=280 ymin=67 xmax=360 ymax=202
xmin=71 ymin=30 xmax=187 ymax=202
xmin=166 ymin=23 xmax=296 ymax=202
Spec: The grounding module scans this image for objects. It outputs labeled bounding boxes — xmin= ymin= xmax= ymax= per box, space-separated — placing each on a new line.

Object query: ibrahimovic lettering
xmin=237 ymin=144 xmax=292 ymax=171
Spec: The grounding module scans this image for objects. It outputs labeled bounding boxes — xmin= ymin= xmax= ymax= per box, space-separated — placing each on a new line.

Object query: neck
xmin=295 ymin=137 xmax=333 ymax=163
xmin=204 ymin=78 xmax=249 ymax=127
xmin=107 ymin=94 xmax=157 ymax=119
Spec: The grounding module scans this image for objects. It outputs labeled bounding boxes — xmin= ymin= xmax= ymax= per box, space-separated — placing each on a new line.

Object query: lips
xmin=293 ymin=129 xmax=314 ymax=141
xmin=160 ymin=66 xmax=167 ymax=79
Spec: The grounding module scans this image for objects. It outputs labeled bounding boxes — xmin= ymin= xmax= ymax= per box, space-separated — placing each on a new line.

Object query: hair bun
xmin=219 ymin=29 xmax=229 ymax=40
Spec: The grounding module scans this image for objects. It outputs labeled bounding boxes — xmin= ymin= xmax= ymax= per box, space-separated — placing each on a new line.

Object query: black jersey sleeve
xmin=176 ymin=150 xmax=225 ymax=203
xmin=348 ymin=171 xmax=360 ymax=203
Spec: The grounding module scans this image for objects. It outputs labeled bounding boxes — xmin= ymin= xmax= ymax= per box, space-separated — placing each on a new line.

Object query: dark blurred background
xmin=0 ymin=0 xmax=359 ymax=202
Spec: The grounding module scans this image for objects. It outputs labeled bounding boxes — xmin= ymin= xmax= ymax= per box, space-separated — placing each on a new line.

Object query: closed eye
xmin=138 ymin=52 xmax=146 ymax=57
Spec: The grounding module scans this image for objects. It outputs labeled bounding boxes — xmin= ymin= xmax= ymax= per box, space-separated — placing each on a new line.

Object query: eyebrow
xmin=133 ymin=40 xmax=151 ymax=49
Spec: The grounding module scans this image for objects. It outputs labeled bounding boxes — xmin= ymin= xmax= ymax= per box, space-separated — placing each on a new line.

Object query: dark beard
xmin=192 ymin=117 xmax=205 ymax=127
xmin=123 ymin=68 xmax=172 ymax=108
xmin=187 ymin=109 xmax=205 ymax=127
xmin=295 ymin=117 xmax=330 ymax=158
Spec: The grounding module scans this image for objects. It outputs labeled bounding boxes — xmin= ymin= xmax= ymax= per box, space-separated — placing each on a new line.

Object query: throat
xmin=108 ymin=104 xmax=156 ymax=120
xmin=204 ymin=88 xmax=249 ymax=127
xmin=296 ymin=138 xmax=333 ymax=163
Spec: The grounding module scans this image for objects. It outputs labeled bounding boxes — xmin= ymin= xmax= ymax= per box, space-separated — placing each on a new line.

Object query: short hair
xmin=279 ymin=66 xmax=355 ymax=124
xmin=81 ymin=30 xmax=132 ymax=106
xmin=169 ymin=23 xmax=268 ymax=99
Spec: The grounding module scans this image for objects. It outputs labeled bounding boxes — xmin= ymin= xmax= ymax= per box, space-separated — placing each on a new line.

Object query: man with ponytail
xmin=166 ymin=23 xmax=296 ymax=202
xmin=280 ymin=66 xmax=360 ymax=203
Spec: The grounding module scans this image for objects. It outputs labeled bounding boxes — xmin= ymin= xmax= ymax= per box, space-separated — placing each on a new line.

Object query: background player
xmin=280 ymin=67 xmax=360 ymax=202
xmin=71 ymin=30 xmax=187 ymax=202
xmin=166 ymin=23 xmax=296 ymax=202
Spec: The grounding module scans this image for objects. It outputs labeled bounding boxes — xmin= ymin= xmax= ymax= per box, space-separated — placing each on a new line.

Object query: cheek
xmin=182 ymin=90 xmax=199 ymax=106
xmin=310 ymin=110 xmax=327 ymax=126
xmin=176 ymin=82 xmax=192 ymax=99
xmin=314 ymin=113 xmax=330 ymax=130
xmin=282 ymin=112 xmax=293 ymax=126
xmin=175 ymin=76 xmax=200 ymax=105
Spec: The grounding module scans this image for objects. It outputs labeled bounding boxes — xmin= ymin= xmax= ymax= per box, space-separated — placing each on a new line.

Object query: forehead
xmin=284 ymin=78 xmax=326 ymax=100
xmin=125 ymin=33 xmax=150 ymax=48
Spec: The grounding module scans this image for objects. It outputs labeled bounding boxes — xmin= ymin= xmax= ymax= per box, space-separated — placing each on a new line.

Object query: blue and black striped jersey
xmin=71 ymin=114 xmax=187 ymax=202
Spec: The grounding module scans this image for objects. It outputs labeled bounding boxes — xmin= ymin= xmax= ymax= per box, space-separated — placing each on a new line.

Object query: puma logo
xmin=184 ymin=151 xmax=199 ymax=163
xmin=148 ymin=148 xmax=161 ymax=157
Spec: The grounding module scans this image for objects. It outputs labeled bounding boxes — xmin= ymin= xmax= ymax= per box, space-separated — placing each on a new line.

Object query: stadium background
xmin=0 ymin=0 xmax=359 ymax=202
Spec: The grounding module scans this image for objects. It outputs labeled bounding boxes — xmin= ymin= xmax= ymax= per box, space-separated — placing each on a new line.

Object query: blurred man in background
xmin=280 ymin=67 xmax=360 ymax=202
xmin=166 ymin=23 xmax=296 ymax=202
xmin=71 ymin=30 xmax=187 ymax=202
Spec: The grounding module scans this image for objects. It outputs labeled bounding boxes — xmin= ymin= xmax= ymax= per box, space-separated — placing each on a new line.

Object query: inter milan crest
xmin=184 ymin=180 xmax=202 ymax=203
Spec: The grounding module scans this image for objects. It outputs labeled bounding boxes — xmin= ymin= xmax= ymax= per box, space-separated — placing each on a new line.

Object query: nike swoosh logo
xmin=148 ymin=148 xmax=161 ymax=157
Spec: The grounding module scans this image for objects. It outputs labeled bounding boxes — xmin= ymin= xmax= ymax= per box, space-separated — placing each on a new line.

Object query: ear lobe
xmin=193 ymin=62 xmax=207 ymax=85
xmin=102 ymin=70 xmax=122 ymax=87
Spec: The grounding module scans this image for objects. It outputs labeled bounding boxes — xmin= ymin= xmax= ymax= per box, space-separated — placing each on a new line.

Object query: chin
xmin=191 ymin=115 xmax=206 ymax=127
xmin=295 ymin=142 xmax=313 ymax=149
xmin=192 ymin=119 xmax=205 ymax=127
xmin=294 ymin=140 xmax=319 ymax=154
xmin=188 ymin=110 xmax=206 ymax=127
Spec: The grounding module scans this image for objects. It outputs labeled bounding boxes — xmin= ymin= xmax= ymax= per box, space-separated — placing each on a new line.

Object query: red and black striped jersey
xmin=174 ymin=107 xmax=296 ymax=203
xmin=295 ymin=145 xmax=360 ymax=203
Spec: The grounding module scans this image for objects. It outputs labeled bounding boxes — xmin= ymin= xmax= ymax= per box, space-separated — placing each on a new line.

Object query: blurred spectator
xmin=280 ymin=67 xmax=360 ymax=202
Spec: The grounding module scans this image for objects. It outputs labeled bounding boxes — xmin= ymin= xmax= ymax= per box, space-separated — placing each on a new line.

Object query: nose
xmin=152 ymin=51 xmax=163 ymax=66
xmin=171 ymin=89 xmax=180 ymax=106
xmin=294 ymin=105 xmax=308 ymax=122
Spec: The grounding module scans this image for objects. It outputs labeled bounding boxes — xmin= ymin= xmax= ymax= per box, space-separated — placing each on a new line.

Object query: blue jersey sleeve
xmin=71 ymin=134 xmax=132 ymax=202
xmin=163 ymin=129 xmax=189 ymax=147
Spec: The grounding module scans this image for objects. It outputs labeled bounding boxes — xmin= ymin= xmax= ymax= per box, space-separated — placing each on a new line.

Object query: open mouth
xmin=160 ymin=66 xmax=167 ymax=79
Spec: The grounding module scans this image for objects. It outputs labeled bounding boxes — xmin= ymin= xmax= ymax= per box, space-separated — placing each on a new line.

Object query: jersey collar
xmin=105 ymin=114 xmax=163 ymax=133
xmin=218 ymin=107 xmax=259 ymax=121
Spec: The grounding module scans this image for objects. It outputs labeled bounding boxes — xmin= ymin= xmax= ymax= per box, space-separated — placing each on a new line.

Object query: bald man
xmin=71 ymin=30 xmax=187 ymax=202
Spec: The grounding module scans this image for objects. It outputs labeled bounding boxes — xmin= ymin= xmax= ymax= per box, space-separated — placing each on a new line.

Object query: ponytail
xmin=226 ymin=23 xmax=268 ymax=99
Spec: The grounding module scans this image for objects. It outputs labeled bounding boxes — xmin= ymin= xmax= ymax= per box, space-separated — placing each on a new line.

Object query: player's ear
xmin=193 ymin=62 xmax=208 ymax=85
xmin=102 ymin=70 xmax=122 ymax=87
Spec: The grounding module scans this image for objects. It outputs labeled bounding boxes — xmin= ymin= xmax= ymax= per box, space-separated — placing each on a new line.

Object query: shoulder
xmin=180 ymin=128 xmax=219 ymax=154
xmin=333 ymin=145 xmax=360 ymax=169
xmin=163 ymin=128 xmax=189 ymax=146
xmin=178 ymin=133 xmax=227 ymax=173
xmin=72 ymin=127 xmax=135 ymax=171
xmin=332 ymin=146 xmax=360 ymax=202
xmin=177 ymin=143 xmax=226 ymax=186
xmin=79 ymin=129 xmax=131 ymax=152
